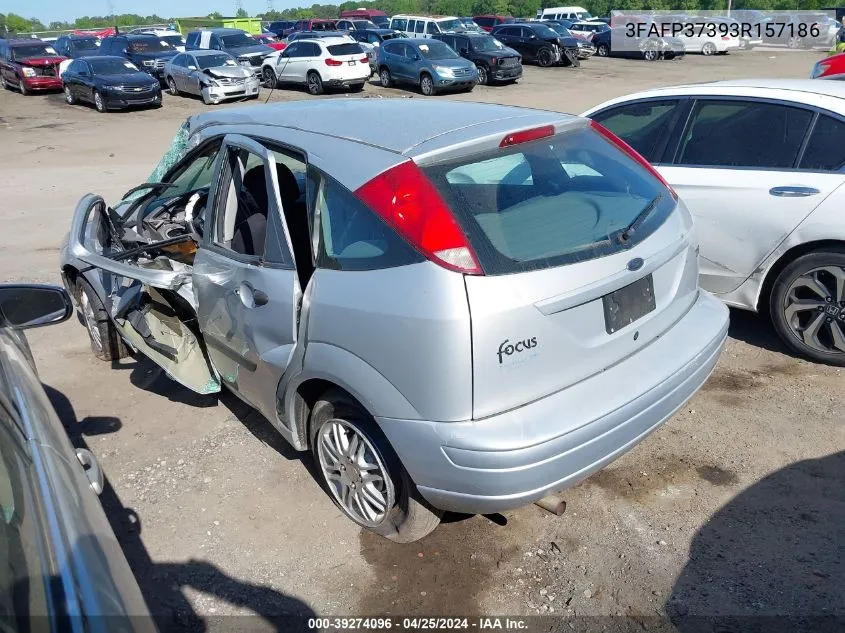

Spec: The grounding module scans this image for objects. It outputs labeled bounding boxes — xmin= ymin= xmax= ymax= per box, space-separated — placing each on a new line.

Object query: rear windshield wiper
xmin=612 ymin=193 xmax=662 ymax=245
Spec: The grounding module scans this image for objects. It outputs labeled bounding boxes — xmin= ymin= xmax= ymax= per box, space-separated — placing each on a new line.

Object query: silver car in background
xmin=60 ymin=101 xmax=729 ymax=542
xmin=164 ymin=49 xmax=260 ymax=105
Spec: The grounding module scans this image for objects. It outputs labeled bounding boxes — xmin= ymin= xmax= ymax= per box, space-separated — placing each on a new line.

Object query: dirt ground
xmin=1 ymin=48 xmax=843 ymax=632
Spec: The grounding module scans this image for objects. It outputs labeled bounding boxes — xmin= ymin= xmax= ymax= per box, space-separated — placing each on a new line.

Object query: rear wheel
xmin=76 ymin=279 xmax=129 ymax=362
xmin=537 ymin=46 xmax=554 ymax=67
xmin=787 ymin=36 xmax=802 ymax=49
xmin=167 ymin=77 xmax=179 ymax=96
xmin=701 ymin=42 xmax=717 ymax=55
xmin=64 ymin=84 xmax=76 ymax=105
xmin=306 ymin=71 xmax=324 ymax=95
xmin=476 ymin=64 xmax=489 ymax=85
xmin=420 ymin=73 xmax=436 ymax=96
xmin=93 ymin=90 xmax=106 ymax=113
xmin=311 ymin=391 xmax=442 ymax=542
xmin=379 ymin=67 xmax=392 ymax=87
xmin=643 ymin=47 xmax=659 ymax=61
xmin=769 ymin=249 xmax=845 ymax=366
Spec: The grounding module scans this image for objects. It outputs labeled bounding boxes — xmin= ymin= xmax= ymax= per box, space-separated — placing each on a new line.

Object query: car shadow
xmin=44 ymin=385 xmax=318 ymax=632
xmin=727 ymin=308 xmax=797 ymax=358
xmin=666 ymin=451 xmax=844 ymax=627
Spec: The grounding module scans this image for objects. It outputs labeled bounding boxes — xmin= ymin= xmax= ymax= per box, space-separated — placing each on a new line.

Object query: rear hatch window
xmin=422 ymin=125 xmax=675 ymax=275
xmin=327 ymin=43 xmax=364 ymax=55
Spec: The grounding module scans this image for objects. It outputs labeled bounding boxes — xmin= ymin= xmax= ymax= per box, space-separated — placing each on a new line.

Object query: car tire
xmin=64 ymin=84 xmax=76 ymax=105
xmin=262 ymin=66 xmax=277 ymax=88
xmin=643 ymin=48 xmax=659 ymax=61
xmin=19 ymin=77 xmax=29 ymax=95
xmin=701 ymin=42 xmax=717 ymax=55
xmin=167 ymin=77 xmax=179 ymax=96
xmin=420 ymin=73 xmax=435 ymax=96
xmin=76 ymin=278 xmax=129 ymax=362
xmin=597 ymin=43 xmax=610 ymax=57
xmin=476 ymin=64 xmax=488 ymax=85
xmin=201 ymin=90 xmax=213 ymax=105
xmin=769 ymin=249 xmax=845 ymax=367
xmin=93 ymin=90 xmax=106 ymax=113
xmin=0 ymin=74 xmax=9 ymax=90
xmin=310 ymin=390 xmax=442 ymax=543
xmin=787 ymin=36 xmax=802 ymax=49
xmin=537 ymin=47 xmax=554 ymax=67
xmin=379 ymin=67 xmax=392 ymax=87
xmin=306 ymin=71 xmax=324 ymax=95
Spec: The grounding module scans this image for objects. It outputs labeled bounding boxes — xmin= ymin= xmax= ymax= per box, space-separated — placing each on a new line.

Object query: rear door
xmin=420 ymin=122 xmax=699 ymax=419
xmin=657 ymin=97 xmax=845 ymax=295
xmin=193 ymin=134 xmax=303 ymax=422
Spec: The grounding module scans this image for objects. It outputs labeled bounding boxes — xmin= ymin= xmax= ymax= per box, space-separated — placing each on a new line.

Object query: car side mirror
xmin=188 ymin=65 xmax=197 ymax=70
xmin=529 ymin=34 xmax=537 ymax=39
xmin=460 ymin=47 xmax=469 ymax=54
xmin=0 ymin=285 xmax=72 ymax=329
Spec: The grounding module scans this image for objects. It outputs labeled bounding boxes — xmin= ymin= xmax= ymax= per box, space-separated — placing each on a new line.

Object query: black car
xmin=267 ymin=20 xmax=297 ymax=37
xmin=592 ymin=27 xmax=683 ymax=60
xmin=432 ymin=32 xmax=522 ymax=84
xmin=62 ymin=56 xmax=162 ymax=113
xmin=491 ymin=22 xmax=580 ymax=66
xmin=54 ymin=34 xmax=101 ymax=59
xmin=99 ymin=34 xmax=177 ymax=83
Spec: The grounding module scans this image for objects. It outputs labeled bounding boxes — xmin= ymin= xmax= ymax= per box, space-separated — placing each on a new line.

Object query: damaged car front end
xmin=164 ymin=51 xmax=260 ymax=105
xmin=61 ymin=120 xmax=221 ymax=394
xmin=201 ymin=64 xmax=260 ymax=104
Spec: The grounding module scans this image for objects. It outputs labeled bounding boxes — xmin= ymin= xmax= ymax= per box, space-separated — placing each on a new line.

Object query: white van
xmin=535 ymin=6 xmax=593 ymax=21
xmin=389 ymin=15 xmax=465 ymax=38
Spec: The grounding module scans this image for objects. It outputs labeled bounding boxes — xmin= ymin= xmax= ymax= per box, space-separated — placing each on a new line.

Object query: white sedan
xmin=583 ymin=79 xmax=845 ymax=365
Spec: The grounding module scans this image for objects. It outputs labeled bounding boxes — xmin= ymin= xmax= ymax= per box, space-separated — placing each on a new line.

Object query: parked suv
xmin=389 ymin=15 xmax=466 ymax=38
xmin=378 ymin=38 xmax=478 ymax=95
xmin=261 ymin=37 xmax=369 ymax=95
xmin=432 ymin=33 xmax=522 ymax=84
xmin=60 ymin=100 xmax=728 ymax=542
xmin=267 ymin=20 xmax=297 ymax=37
xmin=336 ymin=19 xmax=380 ymax=32
xmin=291 ymin=19 xmax=339 ymax=33
xmin=185 ymin=28 xmax=274 ymax=72
xmin=55 ymin=34 xmax=101 ymax=59
xmin=99 ymin=34 xmax=178 ymax=83
xmin=473 ymin=15 xmax=514 ymax=32
xmin=491 ymin=22 xmax=580 ymax=66
xmin=0 ymin=39 xmax=66 ymax=94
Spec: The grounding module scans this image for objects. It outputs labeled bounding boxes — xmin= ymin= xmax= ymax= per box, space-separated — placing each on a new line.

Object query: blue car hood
xmin=428 ymin=57 xmax=474 ymax=70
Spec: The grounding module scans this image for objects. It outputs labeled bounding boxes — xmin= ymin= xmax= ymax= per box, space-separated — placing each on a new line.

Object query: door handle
xmin=236 ymin=282 xmax=269 ymax=308
xmin=252 ymin=288 xmax=269 ymax=306
xmin=769 ymin=186 xmax=820 ymax=197
xmin=76 ymin=448 xmax=104 ymax=495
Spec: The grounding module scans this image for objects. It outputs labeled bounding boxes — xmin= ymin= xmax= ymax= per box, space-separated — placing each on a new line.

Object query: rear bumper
xmin=22 ymin=76 xmax=62 ymax=91
xmin=378 ymin=290 xmax=729 ymax=515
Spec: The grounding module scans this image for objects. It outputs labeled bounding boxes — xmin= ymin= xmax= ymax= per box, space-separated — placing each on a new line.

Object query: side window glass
xmin=677 ymin=100 xmax=813 ymax=169
xmin=162 ymin=141 xmax=222 ymax=197
xmin=800 ymin=114 xmax=845 ymax=172
xmin=215 ymin=149 xmax=268 ymax=258
xmin=285 ymin=43 xmax=300 ymax=57
xmin=427 ymin=22 xmax=440 ymax=34
xmin=415 ymin=21 xmax=426 ymax=34
xmin=591 ymin=100 xmax=681 ymax=163
xmin=313 ymin=173 xmax=424 ymax=271
xmin=0 ymin=413 xmax=50 ymax=622
xmin=407 ymin=20 xmax=417 ymax=33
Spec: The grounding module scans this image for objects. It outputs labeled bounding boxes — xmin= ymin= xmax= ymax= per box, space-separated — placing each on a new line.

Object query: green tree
xmin=236 ymin=7 xmax=249 ymax=17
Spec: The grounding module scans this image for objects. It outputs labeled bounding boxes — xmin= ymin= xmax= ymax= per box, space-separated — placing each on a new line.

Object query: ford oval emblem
xmin=627 ymin=257 xmax=644 ymax=272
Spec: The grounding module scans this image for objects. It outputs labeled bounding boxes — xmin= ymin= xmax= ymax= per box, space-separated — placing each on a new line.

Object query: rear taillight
xmin=360 ymin=56 xmax=369 ymax=63
xmin=721 ymin=35 xmax=730 ymax=40
xmin=589 ymin=119 xmax=678 ymax=200
xmin=325 ymin=58 xmax=343 ymax=66
xmin=500 ymin=125 xmax=555 ymax=148
xmin=355 ymin=161 xmax=482 ymax=275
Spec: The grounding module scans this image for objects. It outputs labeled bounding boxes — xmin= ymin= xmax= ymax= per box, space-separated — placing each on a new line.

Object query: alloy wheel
xmin=538 ymin=48 xmax=554 ymax=67
xmin=94 ymin=91 xmax=105 ymax=112
xmin=644 ymin=48 xmax=659 ymax=61
xmin=787 ymin=36 xmax=801 ymax=49
xmin=702 ymin=42 xmax=716 ymax=55
xmin=79 ymin=291 xmax=103 ymax=352
xmin=782 ymin=266 xmax=845 ymax=355
xmin=316 ymin=419 xmax=395 ymax=528
xmin=380 ymin=68 xmax=391 ymax=87
xmin=420 ymin=74 xmax=434 ymax=95
xmin=64 ymin=85 xmax=75 ymax=104
xmin=168 ymin=78 xmax=179 ymax=95
xmin=262 ymin=67 xmax=276 ymax=88
xmin=597 ymin=44 xmax=610 ymax=57
xmin=476 ymin=65 xmax=488 ymax=85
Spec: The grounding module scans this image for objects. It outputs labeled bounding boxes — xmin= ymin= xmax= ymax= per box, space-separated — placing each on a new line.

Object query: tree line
xmin=1 ymin=0 xmax=834 ymax=36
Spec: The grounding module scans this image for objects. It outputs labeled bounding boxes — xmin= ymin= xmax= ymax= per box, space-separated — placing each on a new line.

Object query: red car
xmin=811 ymin=52 xmax=845 ymax=79
xmin=254 ymin=33 xmax=287 ymax=50
xmin=0 ymin=39 xmax=67 ymax=94
xmin=472 ymin=15 xmax=514 ymax=32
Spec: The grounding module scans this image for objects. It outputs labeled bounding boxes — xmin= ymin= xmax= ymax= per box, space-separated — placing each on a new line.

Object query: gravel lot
xmin=1 ymin=48 xmax=843 ymax=632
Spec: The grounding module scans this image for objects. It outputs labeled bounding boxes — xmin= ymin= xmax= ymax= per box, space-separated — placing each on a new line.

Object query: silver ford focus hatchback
xmin=60 ymin=100 xmax=729 ymax=541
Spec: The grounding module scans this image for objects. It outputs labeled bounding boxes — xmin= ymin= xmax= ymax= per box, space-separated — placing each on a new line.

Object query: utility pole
xmin=235 ymin=0 xmax=244 ymax=14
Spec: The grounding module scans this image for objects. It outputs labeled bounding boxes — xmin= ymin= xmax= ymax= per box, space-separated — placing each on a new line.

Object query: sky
xmin=4 ymin=0 xmax=302 ymax=24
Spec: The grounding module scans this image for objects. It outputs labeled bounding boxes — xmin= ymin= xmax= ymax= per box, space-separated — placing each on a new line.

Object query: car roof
xmin=188 ymin=49 xmax=233 ymax=56
xmin=582 ymin=79 xmax=845 ymax=115
xmin=190 ymin=99 xmax=577 ymax=157
xmin=297 ymin=36 xmax=353 ymax=44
